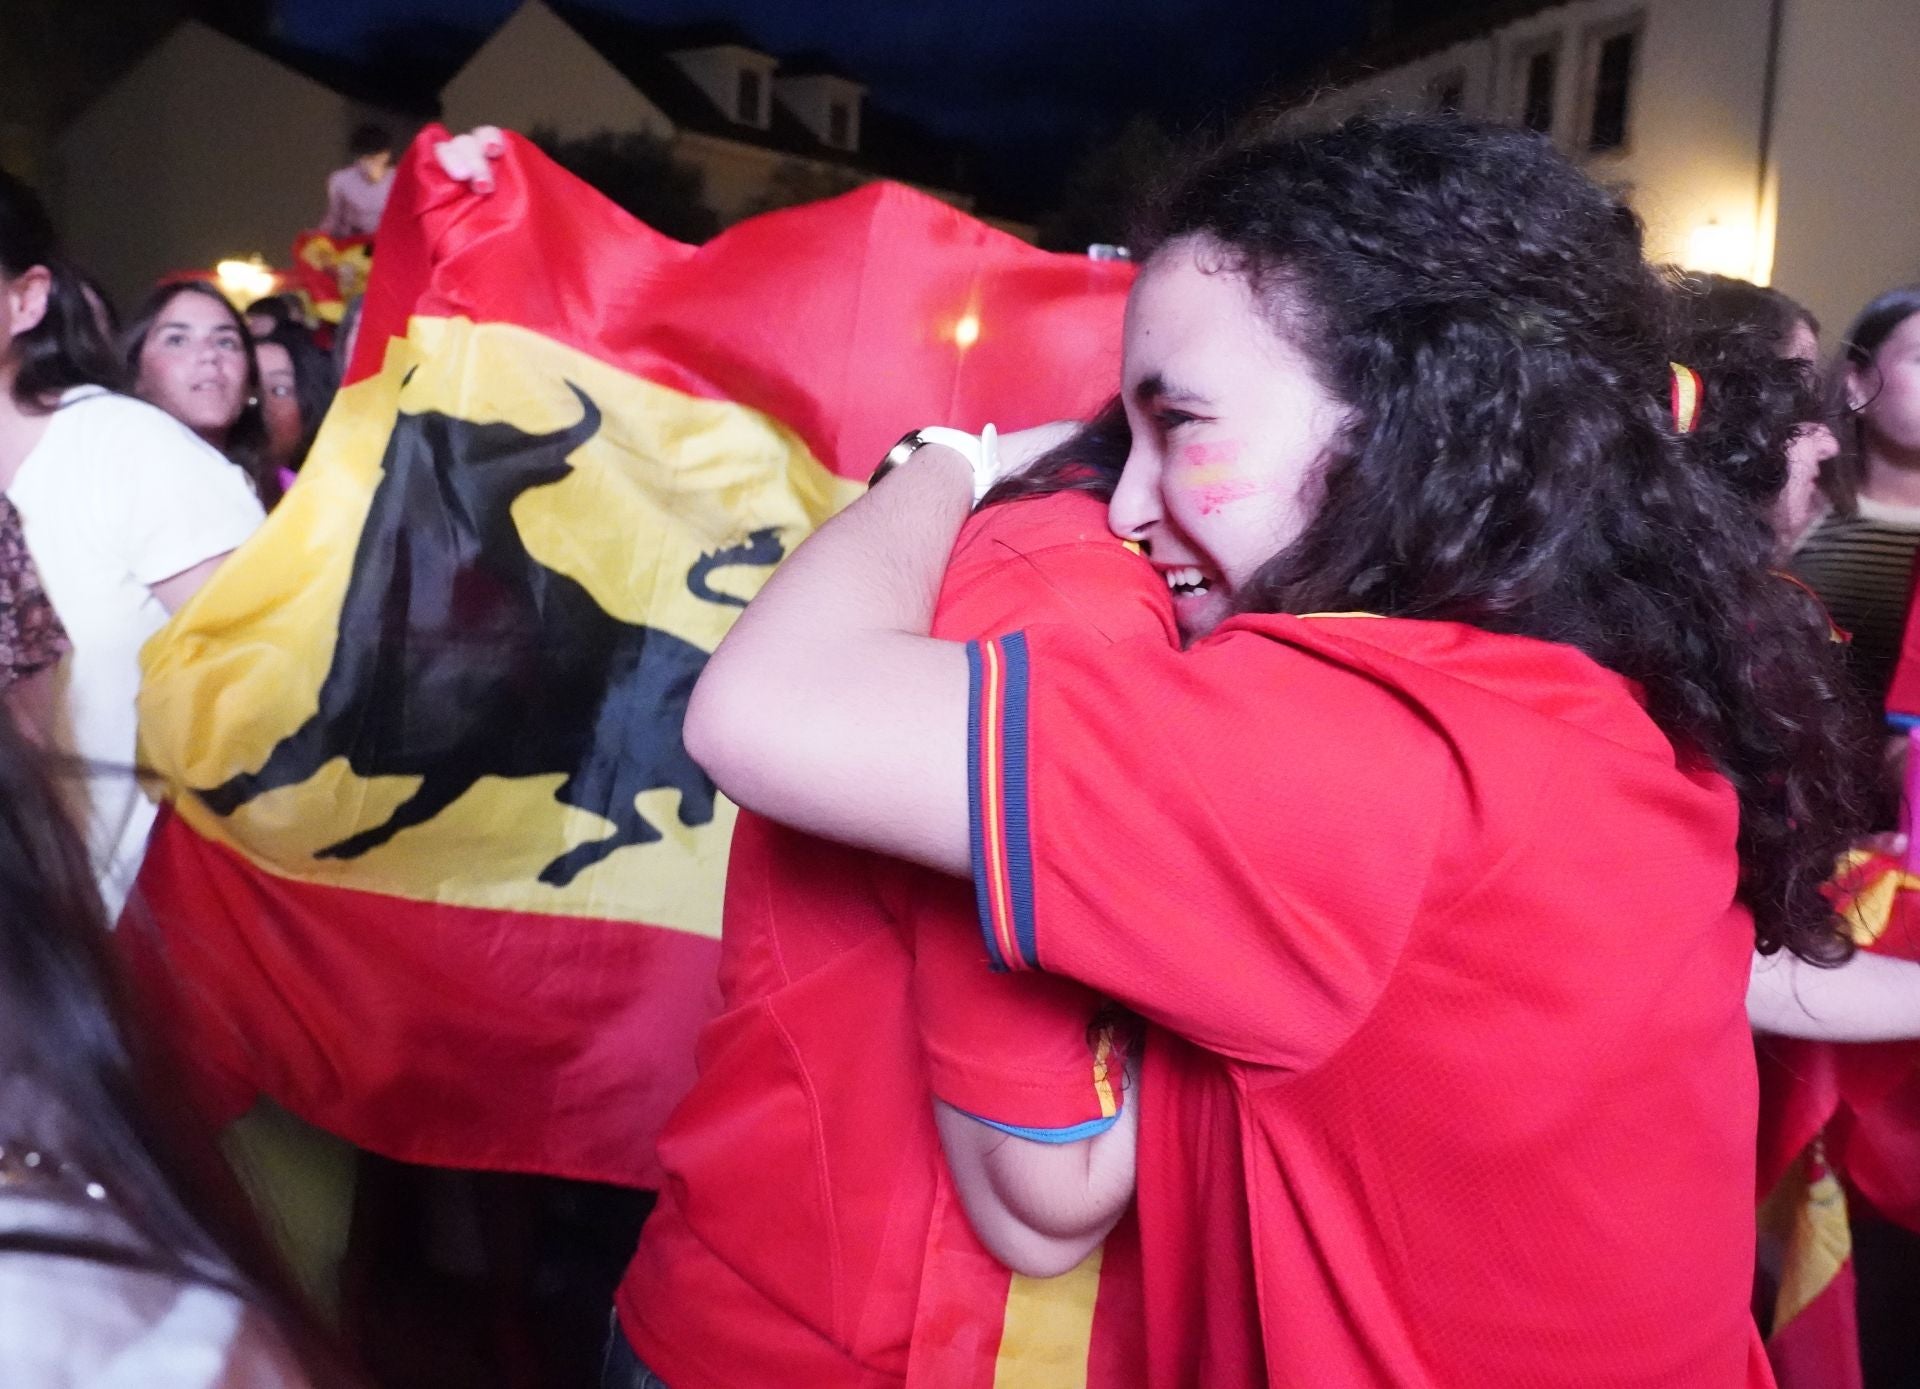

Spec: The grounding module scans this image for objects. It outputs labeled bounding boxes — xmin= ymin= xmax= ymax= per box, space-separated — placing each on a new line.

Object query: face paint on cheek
xmin=1177 ymin=440 xmax=1242 ymax=470
xmin=1191 ymin=479 xmax=1264 ymax=515
xmin=1171 ymin=440 xmax=1261 ymax=513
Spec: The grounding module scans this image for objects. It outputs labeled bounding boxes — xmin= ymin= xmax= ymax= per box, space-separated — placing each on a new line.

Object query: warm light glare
xmin=1681 ymin=219 xmax=1756 ymax=280
xmin=953 ymin=313 xmax=981 ymax=349
xmin=215 ymin=256 xmax=278 ymax=304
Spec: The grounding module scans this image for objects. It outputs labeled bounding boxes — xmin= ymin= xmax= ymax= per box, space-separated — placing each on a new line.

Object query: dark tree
xmin=530 ymin=129 xmax=720 ymax=245
xmin=739 ymin=159 xmax=866 ymax=223
xmin=1036 ymin=116 xmax=1176 ymax=254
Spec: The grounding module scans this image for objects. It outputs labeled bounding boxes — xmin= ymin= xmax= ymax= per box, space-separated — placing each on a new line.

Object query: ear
xmin=6 ymin=266 xmax=50 ymax=342
xmin=1844 ymin=359 xmax=1874 ymax=415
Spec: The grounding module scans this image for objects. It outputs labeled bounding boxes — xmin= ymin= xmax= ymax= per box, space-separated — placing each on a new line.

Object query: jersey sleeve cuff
xmin=967 ymin=633 xmax=1040 ymax=972
xmin=951 ymin=1108 xmax=1121 ymax=1145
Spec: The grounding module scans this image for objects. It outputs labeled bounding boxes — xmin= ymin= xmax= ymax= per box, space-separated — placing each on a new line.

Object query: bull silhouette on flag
xmin=127 ymin=126 xmax=1132 ymax=1187
xmin=195 ymin=384 xmax=783 ymax=887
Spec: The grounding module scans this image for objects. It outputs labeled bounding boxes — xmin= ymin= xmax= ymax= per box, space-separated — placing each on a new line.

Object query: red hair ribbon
xmin=1669 ymin=362 xmax=1703 ymax=434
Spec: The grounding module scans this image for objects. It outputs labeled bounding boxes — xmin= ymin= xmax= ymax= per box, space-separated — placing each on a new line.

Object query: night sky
xmin=274 ymin=0 xmax=1369 ymax=205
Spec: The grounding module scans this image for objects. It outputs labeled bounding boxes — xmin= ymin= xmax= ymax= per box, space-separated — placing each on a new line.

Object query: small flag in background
xmin=127 ymin=127 xmax=1133 ymax=1187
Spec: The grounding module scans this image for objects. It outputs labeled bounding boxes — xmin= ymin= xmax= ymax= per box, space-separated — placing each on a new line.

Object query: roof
xmin=203 ymin=16 xmax=450 ymax=116
xmin=642 ymin=19 xmax=769 ymax=56
xmin=1271 ymin=0 xmax=1568 ymax=106
xmin=778 ymin=51 xmax=863 ymax=83
xmin=546 ymin=3 xmax=976 ymax=194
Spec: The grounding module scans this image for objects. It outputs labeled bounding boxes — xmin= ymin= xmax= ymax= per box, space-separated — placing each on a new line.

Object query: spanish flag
xmin=126 ymin=128 xmax=1130 ymax=1186
xmin=288 ymin=230 xmax=373 ymax=325
xmin=1754 ymin=846 xmax=1920 ymax=1389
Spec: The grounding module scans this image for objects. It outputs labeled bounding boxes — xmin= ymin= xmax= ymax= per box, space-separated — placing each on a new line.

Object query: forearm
xmin=934 ymin=1092 xmax=1139 ymax=1279
xmin=685 ymin=447 xmax=976 ymax=873
xmin=1748 ymin=948 xmax=1920 ymax=1041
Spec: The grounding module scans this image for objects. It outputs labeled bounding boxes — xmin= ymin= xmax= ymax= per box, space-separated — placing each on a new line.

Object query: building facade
xmin=50 ymin=21 xmax=422 ymax=309
xmin=48 ymin=1 xmax=997 ymax=308
xmin=439 ymin=2 xmax=981 ymax=228
xmin=1274 ymin=0 xmax=1920 ymax=339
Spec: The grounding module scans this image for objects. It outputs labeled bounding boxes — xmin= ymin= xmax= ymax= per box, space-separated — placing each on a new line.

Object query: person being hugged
xmin=685 ymin=115 xmax=1880 ymax=1387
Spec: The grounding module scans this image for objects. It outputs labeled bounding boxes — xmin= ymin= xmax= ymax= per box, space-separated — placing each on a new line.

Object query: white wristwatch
xmin=870 ymin=424 xmax=1000 ymax=503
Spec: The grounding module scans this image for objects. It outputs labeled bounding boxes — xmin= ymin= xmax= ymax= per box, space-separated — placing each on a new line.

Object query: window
xmin=1431 ymin=71 xmax=1466 ymax=115
xmin=1520 ymin=47 xmax=1557 ymax=134
xmin=1587 ymin=27 xmax=1638 ymax=152
xmin=828 ymin=101 xmax=850 ymax=147
xmin=736 ymin=68 xmax=762 ymax=124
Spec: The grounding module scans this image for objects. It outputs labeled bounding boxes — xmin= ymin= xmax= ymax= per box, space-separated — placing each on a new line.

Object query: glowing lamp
xmin=215 ymin=256 xmax=278 ymax=305
xmin=1681 ymin=220 xmax=1755 ymax=280
xmin=953 ymin=313 xmax=981 ymax=349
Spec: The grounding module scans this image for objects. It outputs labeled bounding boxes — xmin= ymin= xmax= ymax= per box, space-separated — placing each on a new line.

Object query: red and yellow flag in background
xmin=127 ymin=127 xmax=1131 ymax=1187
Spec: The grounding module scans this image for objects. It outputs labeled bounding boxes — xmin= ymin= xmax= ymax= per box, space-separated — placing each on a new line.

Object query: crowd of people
xmin=1 ymin=107 xmax=1920 ymax=1387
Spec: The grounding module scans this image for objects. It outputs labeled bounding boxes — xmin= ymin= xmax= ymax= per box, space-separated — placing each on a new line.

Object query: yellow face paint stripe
xmin=992 ymin=1244 xmax=1104 ymax=1389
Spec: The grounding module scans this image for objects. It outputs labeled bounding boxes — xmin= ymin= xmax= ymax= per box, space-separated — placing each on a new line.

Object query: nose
xmin=1106 ymin=437 xmax=1162 ymax=543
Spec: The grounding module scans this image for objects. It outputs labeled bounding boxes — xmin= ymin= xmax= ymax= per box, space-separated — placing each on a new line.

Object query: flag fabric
xmin=1754 ymin=843 xmax=1920 ymax=1388
xmin=127 ymin=126 xmax=1131 ymax=1187
xmin=1755 ymin=1097 xmax=1861 ymax=1389
xmin=288 ymin=230 xmax=373 ymax=325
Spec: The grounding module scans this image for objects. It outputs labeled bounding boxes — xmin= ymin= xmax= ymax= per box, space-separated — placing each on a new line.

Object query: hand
xmin=987 ymin=419 xmax=1080 ymax=489
xmin=432 ymin=126 xmax=507 ymax=193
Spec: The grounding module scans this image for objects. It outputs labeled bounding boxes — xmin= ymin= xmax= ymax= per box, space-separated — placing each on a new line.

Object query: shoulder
xmin=52 ymin=390 xmax=196 ymax=451
xmin=952 ymin=492 xmax=1118 ymax=563
xmin=71 ymin=394 xmax=243 ymax=484
xmin=939 ymin=493 xmax=1172 ymax=644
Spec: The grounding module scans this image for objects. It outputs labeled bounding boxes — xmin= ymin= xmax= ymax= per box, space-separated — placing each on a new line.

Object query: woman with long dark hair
xmin=0 ymin=170 xmax=263 ymax=919
xmin=1791 ymin=286 xmax=1920 ymax=709
xmin=683 ymin=116 xmax=1880 ymax=1384
xmin=0 ymin=710 xmax=353 ymax=1384
xmin=123 ymin=281 xmax=282 ymax=510
xmin=253 ymin=319 xmax=337 ymax=481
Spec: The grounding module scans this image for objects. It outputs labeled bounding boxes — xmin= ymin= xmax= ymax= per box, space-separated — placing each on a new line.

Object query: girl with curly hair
xmin=686 ymin=115 xmax=1881 ymax=1386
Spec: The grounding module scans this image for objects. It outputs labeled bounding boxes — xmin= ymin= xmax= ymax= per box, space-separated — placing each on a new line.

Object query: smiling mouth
xmin=1163 ymin=566 xmax=1212 ymax=597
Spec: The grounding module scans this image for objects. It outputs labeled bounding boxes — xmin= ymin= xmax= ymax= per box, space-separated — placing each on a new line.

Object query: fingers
xmin=431 ymin=129 xmax=504 ymax=194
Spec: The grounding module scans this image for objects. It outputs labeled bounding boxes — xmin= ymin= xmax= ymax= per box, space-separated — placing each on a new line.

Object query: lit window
xmin=737 ymin=69 xmax=763 ymax=124
xmin=828 ymin=102 xmax=850 ymax=146
xmin=1520 ymin=47 xmax=1557 ymax=134
xmin=1588 ymin=28 xmax=1638 ymax=152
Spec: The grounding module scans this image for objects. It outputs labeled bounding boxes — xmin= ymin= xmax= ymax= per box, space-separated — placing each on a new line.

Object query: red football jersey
xmin=616 ymin=492 xmax=1173 ymax=1388
xmin=965 ymin=613 xmax=1774 ymax=1388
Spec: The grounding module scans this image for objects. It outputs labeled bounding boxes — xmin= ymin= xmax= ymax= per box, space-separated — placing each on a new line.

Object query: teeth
xmin=1163 ymin=566 xmax=1209 ymax=594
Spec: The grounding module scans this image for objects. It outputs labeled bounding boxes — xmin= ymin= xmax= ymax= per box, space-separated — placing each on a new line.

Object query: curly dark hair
xmin=120 ymin=281 xmax=282 ymax=510
xmin=1670 ymin=277 xmax=1828 ymax=516
xmin=1019 ymin=116 xmax=1878 ymax=963
xmin=1683 ymin=272 xmax=1819 ymax=350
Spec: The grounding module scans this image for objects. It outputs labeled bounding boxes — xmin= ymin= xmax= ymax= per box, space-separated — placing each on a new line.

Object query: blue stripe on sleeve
xmin=999 ymin=632 xmax=1040 ymax=971
xmin=965 ymin=640 xmax=1010 ymax=972
xmin=954 ymin=1107 xmax=1122 ymax=1145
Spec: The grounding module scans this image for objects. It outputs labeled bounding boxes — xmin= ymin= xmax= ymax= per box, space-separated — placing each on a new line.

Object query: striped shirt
xmin=1790 ymin=496 xmax=1920 ymax=710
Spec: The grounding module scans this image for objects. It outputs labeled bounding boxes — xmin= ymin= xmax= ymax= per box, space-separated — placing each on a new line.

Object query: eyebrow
xmin=1132 ymin=373 xmax=1210 ymax=408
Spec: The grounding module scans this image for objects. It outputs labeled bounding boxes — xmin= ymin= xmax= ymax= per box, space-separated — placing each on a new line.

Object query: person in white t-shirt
xmin=0 ymin=171 xmax=262 ymax=919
